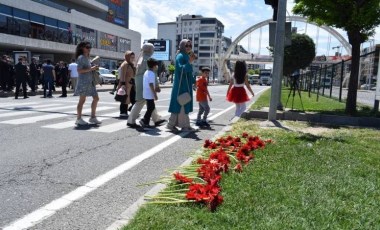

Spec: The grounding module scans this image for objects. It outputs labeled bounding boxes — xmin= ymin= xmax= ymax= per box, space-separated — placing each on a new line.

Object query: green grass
xmin=123 ymin=120 xmax=380 ymax=230
xmin=252 ymin=88 xmax=379 ymax=117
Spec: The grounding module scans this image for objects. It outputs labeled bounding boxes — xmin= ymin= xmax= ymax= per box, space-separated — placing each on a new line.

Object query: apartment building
xmin=158 ymin=14 xmax=224 ymax=76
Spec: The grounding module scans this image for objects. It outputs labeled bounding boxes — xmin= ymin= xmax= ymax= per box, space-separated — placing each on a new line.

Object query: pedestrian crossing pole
xmin=268 ymin=0 xmax=287 ymax=121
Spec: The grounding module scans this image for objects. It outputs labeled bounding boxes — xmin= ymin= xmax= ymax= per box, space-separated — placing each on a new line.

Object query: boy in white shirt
xmin=139 ymin=58 xmax=159 ymax=128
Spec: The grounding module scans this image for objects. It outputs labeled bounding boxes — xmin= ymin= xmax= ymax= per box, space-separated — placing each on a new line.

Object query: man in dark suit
xmin=14 ymin=57 xmax=29 ymax=99
xmin=29 ymin=58 xmax=39 ymax=93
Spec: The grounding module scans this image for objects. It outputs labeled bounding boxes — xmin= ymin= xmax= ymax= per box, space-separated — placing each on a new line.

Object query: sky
xmin=129 ymin=0 xmax=380 ymax=56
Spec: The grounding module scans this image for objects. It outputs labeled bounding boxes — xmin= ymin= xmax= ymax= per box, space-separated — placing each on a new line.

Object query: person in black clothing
xmin=58 ymin=61 xmax=69 ymax=97
xmin=0 ymin=55 xmax=13 ymax=91
xmin=29 ymin=58 xmax=39 ymax=93
xmin=14 ymin=57 xmax=29 ymax=99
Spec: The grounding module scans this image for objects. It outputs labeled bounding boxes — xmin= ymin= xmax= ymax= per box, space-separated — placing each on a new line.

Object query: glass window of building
xmin=44 ymin=17 xmax=58 ymax=41
xmin=10 ymin=8 xmax=30 ymax=37
xmin=200 ymin=32 xmax=215 ymax=38
xmin=30 ymin=13 xmax=45 ymax=40
xmin=0 ymin=5 xmax=12 ymax=34
xmin=57 ymin=21 xmax=70 ymax=44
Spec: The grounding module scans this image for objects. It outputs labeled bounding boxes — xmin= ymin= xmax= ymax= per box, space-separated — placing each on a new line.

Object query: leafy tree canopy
xmin=292 ymin=0 xmax=380 ymax=44
xmin=283 ymin=33 xmax=316 ymax=76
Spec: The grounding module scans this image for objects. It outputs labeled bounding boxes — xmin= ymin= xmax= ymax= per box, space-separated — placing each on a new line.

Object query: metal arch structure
xmin=223 ymin=16 xmax=351 ymax=63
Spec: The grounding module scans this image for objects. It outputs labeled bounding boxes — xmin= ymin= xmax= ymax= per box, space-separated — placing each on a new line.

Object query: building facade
xmin=158 ymin=14 xmax=224 ymax=77
xmin=0 ymin=0 xmax=141 ymax=70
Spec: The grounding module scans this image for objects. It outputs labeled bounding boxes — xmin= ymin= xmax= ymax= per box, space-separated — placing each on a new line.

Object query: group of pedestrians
xmin=0 ymin=54 xmax=79 ymax=99
xmin=73 ymin=38 xmax=255 ymax=132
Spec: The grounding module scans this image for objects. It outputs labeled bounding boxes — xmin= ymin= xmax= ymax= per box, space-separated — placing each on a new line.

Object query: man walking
xmin=14 ymin=57 xmax=28 ymax=99
xmin=58 ymin=61 xmax=68 ymax=97
xmin=68 ymin=59 xmax=78 ymax=92
xmin=41 ymin=59 xmax=55 ymax=98
xmin=29 ymin=58 xmax=39 ymax=94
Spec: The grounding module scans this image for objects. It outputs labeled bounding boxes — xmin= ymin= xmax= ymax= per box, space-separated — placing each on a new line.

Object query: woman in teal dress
xmin=167 ymin=39 xmax=196 ymax=132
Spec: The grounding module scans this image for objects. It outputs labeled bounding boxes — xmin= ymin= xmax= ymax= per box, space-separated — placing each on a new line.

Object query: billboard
xmin=97 ymin=0 xmax=129 ymax=28
xmin=147 ymin=39 xmax=171 ymax=61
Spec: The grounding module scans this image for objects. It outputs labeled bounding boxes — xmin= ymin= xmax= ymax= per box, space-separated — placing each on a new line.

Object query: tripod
xmin=285 ymin=75 xmax=305 ymax=111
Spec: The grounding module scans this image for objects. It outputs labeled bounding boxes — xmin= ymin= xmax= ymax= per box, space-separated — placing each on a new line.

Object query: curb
xmin=242 ymin=108 xmax=380 ymax=128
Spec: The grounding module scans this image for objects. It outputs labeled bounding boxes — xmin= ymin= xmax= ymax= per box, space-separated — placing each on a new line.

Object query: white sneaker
xmin=89 ymin=117 xmax=102 ymax=124
xmin=75 ymin=118 xmax=88 ymax=126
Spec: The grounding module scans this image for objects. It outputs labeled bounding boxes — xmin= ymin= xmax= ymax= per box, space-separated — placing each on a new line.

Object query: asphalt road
xmin=0 ymin=85 xmax=268 ymax=230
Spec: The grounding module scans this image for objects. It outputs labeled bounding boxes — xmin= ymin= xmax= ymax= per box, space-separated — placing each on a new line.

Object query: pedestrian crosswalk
xmin=0 ymin=101 xmax=220 ymax=137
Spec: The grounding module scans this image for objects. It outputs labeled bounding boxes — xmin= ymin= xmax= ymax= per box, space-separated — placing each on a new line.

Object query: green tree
xmin=293 ymin=0 xmax=380 ymax=115
xmin=248 ymin=69 xmax=255 ymax=75
xmin=283 ymin=33 xmax=316 ymax=76
xmin=168 ymin=64 xmax=175 ymax=75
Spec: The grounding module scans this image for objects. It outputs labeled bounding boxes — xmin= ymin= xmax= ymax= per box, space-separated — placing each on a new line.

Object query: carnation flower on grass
xmin=144 ymin=132 xmax=272 ymax=211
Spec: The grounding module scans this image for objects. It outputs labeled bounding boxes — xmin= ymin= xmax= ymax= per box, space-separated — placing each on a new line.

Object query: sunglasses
xmin=185 ymin=45 xmax=192 ymax=48
xmin=85 ymin=46 xmax=92 ymax=49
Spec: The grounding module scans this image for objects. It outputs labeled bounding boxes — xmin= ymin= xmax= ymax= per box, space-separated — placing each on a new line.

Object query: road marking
xmin=2 ymin=132 xmax=189 ymax=230
xmin=0 ymin=102 xmax=38 ymax=107
xmin=42 ymin=109 xmax=117 ymax=129
xmin=0 ymin=104 xmax=63 ymax=118
xmin=1 ymin=106 xmax=113 ymax=125
xmin=1 ymin=97 xmax=239 ymax=230
xmin=89 ymin=121 xmax=128 ymax=133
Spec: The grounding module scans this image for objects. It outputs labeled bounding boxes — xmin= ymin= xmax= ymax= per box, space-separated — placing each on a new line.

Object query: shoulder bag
xmin=177 ymin=68 xmax=191 ymax=106
xmin=92 ymin=70 xmax=102 ymax=86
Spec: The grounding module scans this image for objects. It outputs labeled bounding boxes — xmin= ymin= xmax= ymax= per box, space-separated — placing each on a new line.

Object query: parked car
xmin=97 ymin=67 xmax=116 ymax=84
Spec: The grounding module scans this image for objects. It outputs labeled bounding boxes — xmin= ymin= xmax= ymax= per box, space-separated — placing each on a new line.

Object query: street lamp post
xmin=332 ymin=46 xmax=340 ymax=56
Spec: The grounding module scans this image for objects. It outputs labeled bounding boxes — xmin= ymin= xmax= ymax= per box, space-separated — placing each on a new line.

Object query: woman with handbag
xmin=167 ymin=39 xmax=196 ymax=132
xmin=74 ymin=41 xmax=101 ymax=126
xmin=117 ymin=51 xmax=136 ymax=117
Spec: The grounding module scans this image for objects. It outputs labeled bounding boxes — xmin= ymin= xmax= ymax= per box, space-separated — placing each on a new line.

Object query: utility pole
xmin=268 ymin=0 xmax=287 ymax=121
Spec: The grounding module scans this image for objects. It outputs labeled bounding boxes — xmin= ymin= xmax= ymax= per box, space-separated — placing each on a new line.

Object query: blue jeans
xmin=44 ymin=77 xmax=54 ymax=96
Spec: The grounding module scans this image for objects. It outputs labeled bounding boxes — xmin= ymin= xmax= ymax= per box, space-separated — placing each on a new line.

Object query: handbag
xmin=177 ymin=68 xmax=191 ymax=106
xmin=114 ymin=86 xmax=127 ymax=102
xmin=92 ymin=70 xmax=102 ymax=86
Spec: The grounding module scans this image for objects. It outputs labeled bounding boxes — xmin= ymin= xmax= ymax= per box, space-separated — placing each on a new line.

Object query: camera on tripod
xmin=285 ymin=70 xmax=305 ymax=111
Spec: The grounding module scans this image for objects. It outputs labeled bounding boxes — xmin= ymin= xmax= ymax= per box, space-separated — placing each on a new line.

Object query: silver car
xmin=98 ymin=68 xmax=116 ymax=84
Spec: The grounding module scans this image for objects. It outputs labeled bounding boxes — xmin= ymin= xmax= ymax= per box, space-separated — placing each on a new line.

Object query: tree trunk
xmin=345 ymin=32 xmax=362 ymax=115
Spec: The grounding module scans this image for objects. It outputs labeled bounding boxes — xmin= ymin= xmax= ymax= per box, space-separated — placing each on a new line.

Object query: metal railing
xmin=291 ymin=49 xmax=379 ymax=110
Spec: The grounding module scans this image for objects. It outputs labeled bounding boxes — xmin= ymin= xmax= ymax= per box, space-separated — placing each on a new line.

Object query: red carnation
xmin=173 ymin=172 xmax=193 ymax=184
xmin=234 ymin=163 xmax=243 ymax=173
